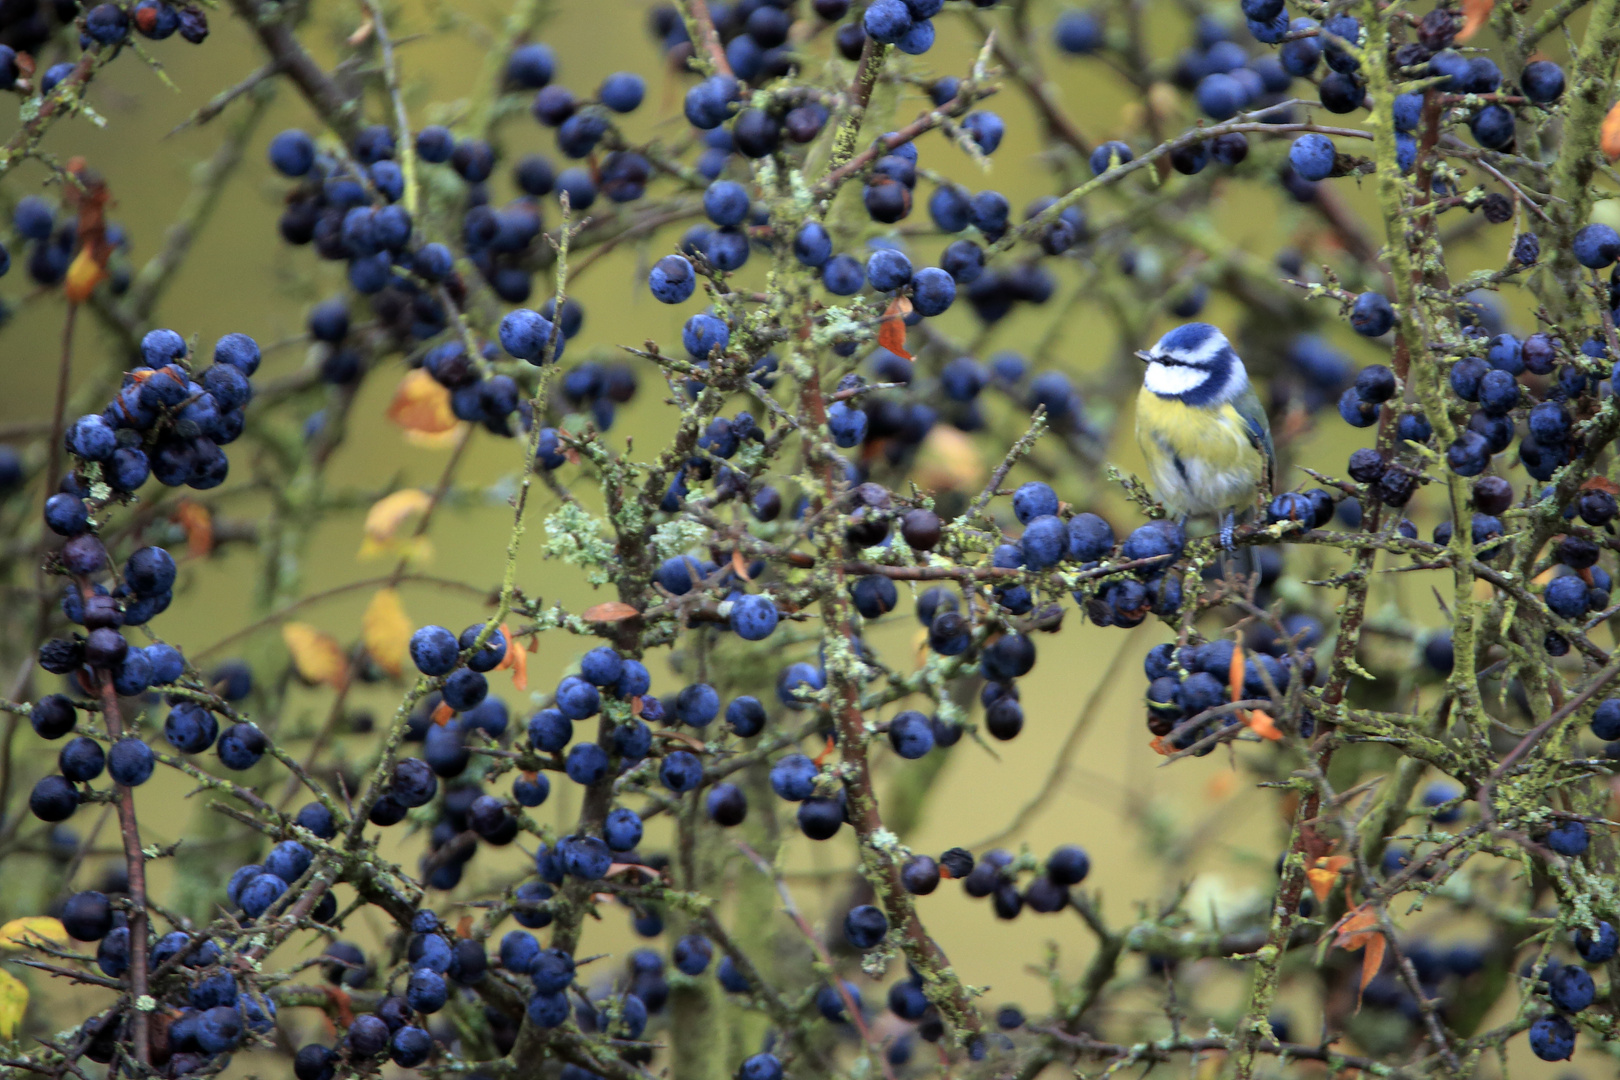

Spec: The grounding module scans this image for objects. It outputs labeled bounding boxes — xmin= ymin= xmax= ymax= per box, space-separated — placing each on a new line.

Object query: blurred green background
xmin=0 ymin=0 xmax=1596 ymax=1071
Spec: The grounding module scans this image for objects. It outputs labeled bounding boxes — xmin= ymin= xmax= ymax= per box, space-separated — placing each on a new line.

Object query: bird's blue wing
xmin=1232 ymin=387 xmax=1275 ymax=496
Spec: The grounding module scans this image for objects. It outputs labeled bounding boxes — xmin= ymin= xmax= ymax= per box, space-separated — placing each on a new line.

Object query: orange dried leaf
xmin=731 ymin=548 xmax=752 ymax=582
xmin=324 ymin=987 xmax=355 ymax=1028
xmin=174 ymin=500 xmax=213 ymax=558
xmin=1358 ymin=935 xmax=1387 ymax=995
xmin=877 ymin=314 xmax=912 ymax=360
xmin=813 ymin=733 xmax=837 ymax=766
xmin=361 ymin=588 xmax=411 ymax=677
xmin=1457 ymin=0 xmax=1492 ymax=41
xmin=1332 ymin=905 xmax=1388 ymax=1005
xmin=583 ymin=601 xmax=640 ymax=622
xmin=456 ymin=916 xmax=474 ymax=939
xmin=62 ymin=161 xmax=113 ymax=304
xmin=282 ymin=623 xmax=348 ymax=689
xmin=1306 ymin=857 xmax=1351 ymax=903
xmin=360 ymin=489 xmax=433 ymax=560
xmin=388 ymin=369 xmax=461 ymax=439
xmin=607 ymin=863 xmax=663 ymax=881
xmin=1227 ymin=641 xmax=1244 ymax=702
xmin=432 ymin=701 xmax=455 ymax=725
xmin=1148 ymin=735 xmax=1173 ymax=756
xmin=1332 ymin=904 xmax=1379 ymax=945
xmin=1305 ymin=866 xmax=1339 ymax=903
xmin=500 ymin=623 xmax=527 ymax=691
xmin=1583 ymin=477 xmax=1620 ymax=496
xmin=1246 ymin=710 xmax=1282 ymax=741
xmin=1603 ymin=100 xmax=1620 ymax=162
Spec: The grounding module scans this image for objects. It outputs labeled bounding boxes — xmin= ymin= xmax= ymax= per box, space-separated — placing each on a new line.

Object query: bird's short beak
xmin=1134 ymin=350 xmax=1155 ymax=363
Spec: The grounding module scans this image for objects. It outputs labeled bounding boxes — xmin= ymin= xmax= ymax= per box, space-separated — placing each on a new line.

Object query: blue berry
xmin=1054 ymin=9 xmax=1103 ymax=53
xmin=1289 ymin=134 xmax=1335 ymax=182
xmin=1469 ymin=104 xmax=1515 ymax=150
xmin=1521 ymin=60 xmax=1565 ymax=103
xmin=649 ymin=254 xmax=696 ymax=304
xmin=674 ymin=934 xmax=713 ymax=975
xmin=1548 ymin=964 xmax=1594 ymax=1012
xmin=910 ymin=266 xmax=955 ymax=316
xmin=410 ymin=625 xmax=459 ymax=676
xmin=507 ymin=43 xmax=555 ymax=87
xmin=59 ymin=737 xmax=105 ymax=783
xmin=603 ymin=806 xmax=643 ymax=851
xmin=843 ymin=904 xmax=889 ymax=949
xmin=556 ymin=675 xmax=600 ymax=720
xmin=107 ymin=738 xmax=154 ymax=786
xmin=1089 ymin=141 xmax=1133 ymax=176
xmin=239 ymin=872 xmax=288 ymax=918
xmin=863 ymin=0 xmax=912 ymax=42
xmin=660 ymin=750 xmax=703 ymax=792
xmin=1021 ymin=515 xmax=1068 ymax=570
xmin=1350 ymin=292 xmax=1394 ymax=337
xmin=675 ymin=683 xmax=720 ymax=726
xmin=962 ymin=111 xmax=1005 ymax=153
xmin=1546 ymin=820 xmax=1589 ymax=856
xmin=703 ymin=180 xmax=750 ymax=227
xmin=770 ymin=753 xmax=817 ymax=801
xmin=406 ymin=968 xmax=448 ymax=1013
xmin=1574 ymin=223 xmax=1620 ymax=269
xmin=565 ymin=742 xmax=609 ymax=785
xmin=1477 ymin=369 xmax=1519 ymax=416
xmin=683 ymin=313 xmax=730 ymax=359
xmin=579 ymin=646 xmax=624 ymax=688
xmin=268 ymin=130 xmax=316 ymax=177
xmin=729 ymin=594 xmax=779 ymax=640
xmin=1195 ymin=73 xmax=1246 ymax=120
xmin=828 ymin=401 xmax=867 ymax=447
xmin=599 ymin=71 xmax=645 ymax=112
xmin=1575 ymin=920 xmax=1618 ymax=962
xmin=1529 ymin=1015 xmax=1575 ymax=1061
xmin=888 ymin=710 xmax=935 ymax=758
xmin=822 ymin=254 xmax=865 ymax=294
xmin=499 ymin=309 xmax=559 ymax=363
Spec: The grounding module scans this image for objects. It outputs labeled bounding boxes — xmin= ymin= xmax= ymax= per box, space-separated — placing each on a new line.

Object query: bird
xmin=1134 ymin=322 xmax=1274 ymax=549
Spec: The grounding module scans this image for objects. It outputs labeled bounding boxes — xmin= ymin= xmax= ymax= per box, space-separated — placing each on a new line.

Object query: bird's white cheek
xmin=1143 ymin=363 xmax=1205 ymax=397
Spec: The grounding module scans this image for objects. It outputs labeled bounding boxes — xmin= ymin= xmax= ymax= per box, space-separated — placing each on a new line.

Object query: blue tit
xmin=1134 ymin=322 xmax=1274 ymax=547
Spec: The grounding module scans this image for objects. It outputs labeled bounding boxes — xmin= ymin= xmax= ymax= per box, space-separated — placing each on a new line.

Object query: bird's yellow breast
xmin=1135 ymin=389 xmax=1267 ymax=517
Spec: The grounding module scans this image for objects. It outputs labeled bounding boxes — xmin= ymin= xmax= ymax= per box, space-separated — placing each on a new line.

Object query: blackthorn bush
xmin=1 ymin=0 xmax=1619 ymax=1076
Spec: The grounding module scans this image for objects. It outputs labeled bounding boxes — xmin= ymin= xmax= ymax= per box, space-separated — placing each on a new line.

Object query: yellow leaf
xmin=362 ymin=589 xmax=411 ymax=677
xmin=1457 ymin=0 xmax=1492 ymax=41
xmin=914 ymin=425 xmax=987 ymax=493
xmin=0 ymin=917 xmax=68 ymax=951
xmin=63 ymin=247 xmax=106 ymax=303
xmin=282 ymin=623 xmax=349 ymax=689
xmin=387 ymin=369 xmax=459 ymax=437
xmin=1603 ymin=100 xmax=1620 ymax=163
xmin=360 ymin=489 xmax=434 ymax=560
xmin=0 ymin=968 xmax=26 ymax=1039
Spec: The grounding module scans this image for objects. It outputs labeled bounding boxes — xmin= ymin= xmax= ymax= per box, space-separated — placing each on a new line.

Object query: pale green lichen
xmin=542 ymin=502 xmax=617 ymax=586
xmin=653 ymin=517 xmax=710 ymax=562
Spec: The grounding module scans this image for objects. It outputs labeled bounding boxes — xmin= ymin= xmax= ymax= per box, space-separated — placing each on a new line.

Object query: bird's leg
xmin=1219 ymin=510 xmax=1237 ymax=552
